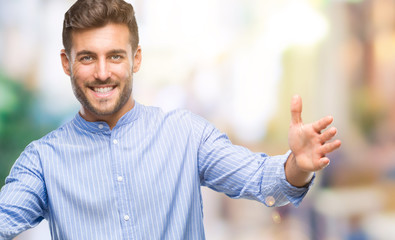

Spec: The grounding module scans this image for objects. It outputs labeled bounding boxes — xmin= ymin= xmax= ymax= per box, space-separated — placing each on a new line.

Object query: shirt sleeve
xmin=0 ymin=143 xmax=47 ymax=239
xmin=194 ymin=115 xmax=314 ymax=207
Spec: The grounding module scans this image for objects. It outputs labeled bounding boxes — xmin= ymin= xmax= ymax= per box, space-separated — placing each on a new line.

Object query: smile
xmin=89 ymin=85 xmax=117 ymax=98
xmin=94 ymin=86 xmax=114 ymax=93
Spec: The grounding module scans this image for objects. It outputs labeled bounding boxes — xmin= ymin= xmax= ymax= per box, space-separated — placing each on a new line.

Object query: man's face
xmin=61 ymin=23 xmax=141 ymax=122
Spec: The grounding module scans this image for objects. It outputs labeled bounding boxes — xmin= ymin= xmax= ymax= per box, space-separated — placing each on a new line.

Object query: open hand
xmin=288 ymin=95 xmax=341 ymax=173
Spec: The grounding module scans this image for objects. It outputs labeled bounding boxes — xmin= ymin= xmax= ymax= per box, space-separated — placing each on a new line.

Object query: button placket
xmin=110 ymin=131 xmax=133 ymax=233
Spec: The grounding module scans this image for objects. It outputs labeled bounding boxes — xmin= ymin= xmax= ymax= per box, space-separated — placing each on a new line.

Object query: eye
xmin=111 ymin=55 xmax=122 ymax=61
xmin=80 ymin=55 xmax=93 ymax=62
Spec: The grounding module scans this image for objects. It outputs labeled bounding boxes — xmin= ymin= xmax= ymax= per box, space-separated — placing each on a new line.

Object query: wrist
xmin=285 ymin=152 xmax=314 ymax=187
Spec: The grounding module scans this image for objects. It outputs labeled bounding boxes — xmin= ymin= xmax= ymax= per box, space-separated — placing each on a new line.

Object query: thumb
xmin=291 ymin=95 xmax=302 ymax=125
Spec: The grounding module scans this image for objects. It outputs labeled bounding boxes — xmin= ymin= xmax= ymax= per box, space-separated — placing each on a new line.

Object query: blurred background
xmin=1 ymin=0 xmax=395 ymax=239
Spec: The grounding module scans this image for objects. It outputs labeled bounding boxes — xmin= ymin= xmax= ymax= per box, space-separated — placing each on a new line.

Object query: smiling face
xmin=61 ymin=23 xmax=142 ymax=127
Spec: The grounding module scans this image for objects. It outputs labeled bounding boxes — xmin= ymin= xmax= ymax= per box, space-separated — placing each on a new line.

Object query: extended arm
xmin=0 ymin=143 xmax=47 ymax=239
xmin=285 ymin=95 xmax=341 ymax=187
xmin=195 ymin=113 xmax=311 ymax=207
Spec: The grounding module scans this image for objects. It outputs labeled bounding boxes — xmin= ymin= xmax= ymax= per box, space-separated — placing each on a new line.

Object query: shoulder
xmin=23 ymin=118 xmax=75 ymax=155
xmin=139 ymin=103 xmax=210 ymax=127
xmin=39 ymin=120 xmax=73 ymax=143
xmin=10 ymin=125 xmax=66 ymax=174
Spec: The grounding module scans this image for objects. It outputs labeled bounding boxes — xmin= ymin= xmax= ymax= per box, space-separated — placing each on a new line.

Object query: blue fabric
xmin=0 ymin=102 xmax=312 ymax=239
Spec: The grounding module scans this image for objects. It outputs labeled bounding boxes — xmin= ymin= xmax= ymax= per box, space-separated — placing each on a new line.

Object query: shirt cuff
xmin=278 ymin=150 xmax=315 ymax=207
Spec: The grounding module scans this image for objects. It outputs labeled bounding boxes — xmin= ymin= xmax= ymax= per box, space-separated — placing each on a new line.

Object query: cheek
xmin=112 ymin=63 xmax=133 ymax=79
xmin=72 ymin=64 xmax=95 ymax=83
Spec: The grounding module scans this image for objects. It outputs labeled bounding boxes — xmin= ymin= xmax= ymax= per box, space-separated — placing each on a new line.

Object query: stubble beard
xmin=71 ymin=75 xmax=133 ymax=117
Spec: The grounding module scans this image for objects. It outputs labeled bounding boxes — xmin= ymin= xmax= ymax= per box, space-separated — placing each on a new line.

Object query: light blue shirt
xmin=0 ymin=102 xmax=312 ymax=239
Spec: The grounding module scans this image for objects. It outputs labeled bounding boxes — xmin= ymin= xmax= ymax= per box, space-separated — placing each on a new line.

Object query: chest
xmin=42 ymin=126 xmax=200 ymax=210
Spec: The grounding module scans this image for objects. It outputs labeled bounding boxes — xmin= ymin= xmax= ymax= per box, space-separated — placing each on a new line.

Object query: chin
xmin=92 ymin=108 xmax=119 ymax=116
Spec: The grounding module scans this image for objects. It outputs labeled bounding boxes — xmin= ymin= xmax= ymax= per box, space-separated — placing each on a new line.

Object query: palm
xmin=288 ymin=95 xmax=341 ymax=172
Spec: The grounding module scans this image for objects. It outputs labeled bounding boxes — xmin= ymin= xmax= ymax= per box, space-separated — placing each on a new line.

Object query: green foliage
xmin=0 ymin=72 xmax=53 ymax=188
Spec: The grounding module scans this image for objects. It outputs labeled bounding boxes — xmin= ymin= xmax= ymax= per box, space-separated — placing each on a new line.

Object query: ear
xmin=60 ymin=49 xmax=71 ymax=76
xmin=132 ymin=46 xmax=142 ymax=73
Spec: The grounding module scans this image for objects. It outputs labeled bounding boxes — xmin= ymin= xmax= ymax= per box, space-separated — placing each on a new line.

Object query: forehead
xmin=70 ymin=23 xmax=132 ymax=53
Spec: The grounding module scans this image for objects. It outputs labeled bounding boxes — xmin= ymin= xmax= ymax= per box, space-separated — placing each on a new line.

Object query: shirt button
xmin=117 ymin=176 xmax=123 ymax=182
xmin=124 ymin=215 xmax=130 ymax=221
xmin=98 ymin=124 xmax=104 ymax=129
xmin=113 ymin=139 xmax=118 ymax=144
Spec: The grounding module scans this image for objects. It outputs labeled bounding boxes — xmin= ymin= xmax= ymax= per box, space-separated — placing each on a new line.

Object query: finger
xmin=291 ymin=95 xmax=302 ymax=125
xmin=320 ymin=127 xmax=337 ymax=143
xmin=312 ymin=115 xmax=334 ymax=133
xmin=319 ymin=139 xmax=341 ymax=155
xmin=318 ymin=157 xmax=330 ymax=169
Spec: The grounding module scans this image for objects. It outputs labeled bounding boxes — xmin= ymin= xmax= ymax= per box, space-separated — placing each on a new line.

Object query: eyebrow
xmin=107 ymin=49 xmax=127 ymax=55
xmin=76 ymin=49 xmax=128 ymax=57
xmin=76 ymin=50 xmax=96 ymax=57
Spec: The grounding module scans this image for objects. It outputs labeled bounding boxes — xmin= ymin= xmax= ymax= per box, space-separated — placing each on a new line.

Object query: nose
xmin=94 ymin=58 xmax=112 ymax=81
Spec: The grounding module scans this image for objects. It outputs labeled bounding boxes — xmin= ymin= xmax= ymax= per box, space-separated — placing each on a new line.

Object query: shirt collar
xmin=72 ymin=101 xmax=142 ymax=133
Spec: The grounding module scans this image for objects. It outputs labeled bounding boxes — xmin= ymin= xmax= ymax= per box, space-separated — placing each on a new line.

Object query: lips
xmin=89 ymin=85 xmax=117 ymax=98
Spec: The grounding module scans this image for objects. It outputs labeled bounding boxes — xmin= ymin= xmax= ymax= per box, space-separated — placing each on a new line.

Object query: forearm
xmin=0 ymin=181 xmax=46 ymax=239
xmin=0 ymin=211 xmax=26 ymax=239
xmin=284 ymin=152 xmax=314 ymax=187
xmin=0 ymin=144 xmax=47 ymax=238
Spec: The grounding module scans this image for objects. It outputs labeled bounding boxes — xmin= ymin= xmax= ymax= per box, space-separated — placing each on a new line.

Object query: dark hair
xmin=62 ymin=0 xmax=139 ymax=54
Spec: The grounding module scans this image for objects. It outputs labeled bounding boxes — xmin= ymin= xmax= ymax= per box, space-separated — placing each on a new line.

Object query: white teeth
xmin=94 ymin=87 xmax=113 ymax=93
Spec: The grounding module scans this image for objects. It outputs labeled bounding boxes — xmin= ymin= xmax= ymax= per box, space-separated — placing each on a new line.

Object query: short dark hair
xmin=62 ymin=0 xmax=139 ymax=54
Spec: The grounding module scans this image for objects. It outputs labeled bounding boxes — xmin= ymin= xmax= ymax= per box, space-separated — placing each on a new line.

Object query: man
xmin=0 ymin=0 xmax=341 ymax=239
